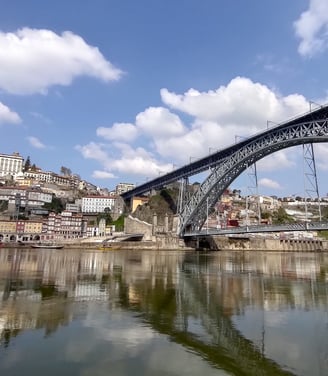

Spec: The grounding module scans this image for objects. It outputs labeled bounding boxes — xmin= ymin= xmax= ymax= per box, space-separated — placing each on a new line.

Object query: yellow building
xmin=0 ymin=220 xmax=43 ymax=235
xmin=24 ymin=221 xmax=43 ymax=234
xmin=132 ymin=196 xmax=149 ymax=212
xmin=0 ymin=220 xmax=17 ymax=233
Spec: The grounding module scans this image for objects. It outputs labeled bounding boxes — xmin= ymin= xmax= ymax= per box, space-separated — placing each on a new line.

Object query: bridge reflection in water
xmin=0 ymin=248 xmax=327 ymax=375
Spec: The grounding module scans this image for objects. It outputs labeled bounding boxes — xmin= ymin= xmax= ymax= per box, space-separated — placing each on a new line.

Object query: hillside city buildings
xmin=0 ymin=152 xmax=136 ymax=243
xmin=0 ymin=151 xmax=326 ymax=243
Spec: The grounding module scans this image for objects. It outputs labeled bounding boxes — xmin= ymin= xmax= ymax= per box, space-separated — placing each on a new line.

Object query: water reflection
xmin=0 ymin=248 xmax=327 ymax=376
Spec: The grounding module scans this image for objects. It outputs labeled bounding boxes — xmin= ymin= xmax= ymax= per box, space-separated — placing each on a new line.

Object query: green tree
xmin=24 ymin=156 xmax=31 ymax=172
xmin=60 ymin=166 xmax=72 ymax=176
xmin=30 ymin=163 xmax=38 ymax=171
xmin=111 ymin=215 xmax=125 ymax=231
xmin=43 ymin=196 xmax=65 ymax=214
xmin=0 ymin=200 xmax=8 ymax=212
xmin=321 ymin=206 xmax=328 ymax=220
xmin=97 ymin=208 xmax=112 ymax=225
xmin=272 ymin=207 xmax=294 ymax=224
xmin=261 ymin=211 xmax=271 ymax=219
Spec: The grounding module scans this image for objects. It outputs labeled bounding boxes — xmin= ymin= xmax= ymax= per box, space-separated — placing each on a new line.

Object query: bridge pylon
xmin=303 ymin=143 xmax=322 ymax=221
xmin=121 ymin=103 xmax=328 ymax=237
xmin=177 ymin=177 xmax=193 ymax=234
xmin=246 ymin=162 xmax=261 ymax=226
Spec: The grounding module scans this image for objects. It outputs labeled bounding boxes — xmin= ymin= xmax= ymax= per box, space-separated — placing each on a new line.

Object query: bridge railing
xmin=183 ymin=221 xmax=328 ymax=237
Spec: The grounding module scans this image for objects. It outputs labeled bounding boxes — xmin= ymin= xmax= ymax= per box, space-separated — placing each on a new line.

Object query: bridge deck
xmin=122 ymin=104 xmax=328 ymax=200
xmin=183 ymin=221 xmax=328 ymax=237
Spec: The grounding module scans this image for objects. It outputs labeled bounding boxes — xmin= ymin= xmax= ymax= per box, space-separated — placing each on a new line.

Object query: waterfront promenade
xmin=1 ymin=233 xmax=328 ymax=252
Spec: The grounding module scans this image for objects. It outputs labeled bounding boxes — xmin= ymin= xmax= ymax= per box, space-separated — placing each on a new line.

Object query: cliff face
xmin=132 ymin=189 xmax=178 ymax=227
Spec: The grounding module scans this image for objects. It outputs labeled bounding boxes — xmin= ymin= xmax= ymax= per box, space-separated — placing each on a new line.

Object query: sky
xmin=1 ymin=0 xmax=328 ymax=197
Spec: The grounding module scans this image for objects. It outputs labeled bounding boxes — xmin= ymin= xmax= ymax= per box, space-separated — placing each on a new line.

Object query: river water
xmin=0 ymin=247 xmax=327 ymax=376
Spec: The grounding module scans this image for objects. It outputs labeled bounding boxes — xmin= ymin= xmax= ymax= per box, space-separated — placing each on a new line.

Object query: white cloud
xmin=259 ymin=178 xmax=282 ymax=190
xmin=30 ymin=111 xmax=52 ymax=124
xmin=136 ymin=107 xmax=186 ymax=138
xmin=92 ymin=170 xmax=116 ymax=179
xmin=255 ymin=54 xmax=287 ymax=74
xmin=160 ymin=77 xmax=308 ymax=126
xmin=75 ymin=142 xmax=110 ymax=163
xmin=0 ymin=102 xmax=21 ymax=124
xmin=111 ymin=157 xmax=172 ymax=178
xmin=294 ymin=0 xmax=328 ymax=57
xmin=313 ymin=144 xmax=328 ymax=170
xmin=76 ymin=141 xmax=173 ymax=179
xmin=0 ymin=28 xmax=123 ymax=95
xmin=27 ymin=136 xmax=46 ymax=149
xmin=108 ymin=143 xmax=173 ymax=178
xmin=157 ymin=78 xmax=309 ymax=164
xmin=97 ymin=123 xmax=138 ymax=142
xmin=257 ymin=150 xmax=297 ymax=172
xmin=79 ymin=77 xmax=313 ymax=180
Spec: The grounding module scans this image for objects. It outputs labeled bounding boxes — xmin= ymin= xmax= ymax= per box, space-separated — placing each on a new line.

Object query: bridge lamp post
xmin=267 ymin=120 xmax=279 ymax=129
xmin=309 ymin=100 xmax=323 ymax=111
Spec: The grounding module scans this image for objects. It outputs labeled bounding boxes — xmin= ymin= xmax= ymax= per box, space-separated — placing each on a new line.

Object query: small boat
xmin=31 ymin=242 xmax=64 ymax=249
xmin=98 ymin=241 xmax=121 ymax=251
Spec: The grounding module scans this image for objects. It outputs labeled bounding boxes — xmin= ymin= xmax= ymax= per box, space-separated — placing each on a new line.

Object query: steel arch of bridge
xmin=180 ymin=114 xmax=328 ymax=236
xmin=121 ymin=104 xmax=328 ymax=236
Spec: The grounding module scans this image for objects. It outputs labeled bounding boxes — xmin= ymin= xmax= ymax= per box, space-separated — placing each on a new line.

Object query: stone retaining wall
xmin=124 ymin=215 xmax=152 ymax=241
xmin=212 ymin=236 xmax=327 ymax=251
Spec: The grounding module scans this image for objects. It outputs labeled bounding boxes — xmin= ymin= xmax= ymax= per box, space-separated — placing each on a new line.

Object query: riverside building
xmin=81 ymin=195 xmax=116 ymax=213
xmin=0 ymin=152 xmax=23 ymax=177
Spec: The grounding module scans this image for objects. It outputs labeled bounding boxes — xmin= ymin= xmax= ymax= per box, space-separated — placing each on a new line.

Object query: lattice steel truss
xmin=246 ymin=163 xmax=260 ymax=225
xmin=177 ymin=177 xmax=191 ymax=215
xmin=178 ymin=117 xmax=328 ymax=235
xmin=303 ymin=143 xmax=322 ymax=221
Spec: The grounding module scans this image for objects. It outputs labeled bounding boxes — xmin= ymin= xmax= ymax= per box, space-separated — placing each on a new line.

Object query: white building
xmin=5 ymin=188 xmax=53 ymax=214
xmin=0 ymin=152 xmax=23 ymax=177
xmin=66 ymin=203 xmax=81 ymax=213
xmin=0 ymin=186 xmax=52 ymax=204
xmin=24 ymin=170 xmax=72 ymax=186
xmin=81 ymin=195 xmax=116 ymax=213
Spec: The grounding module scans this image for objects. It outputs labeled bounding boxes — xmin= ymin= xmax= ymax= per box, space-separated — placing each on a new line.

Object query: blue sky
xmin=1 ymin=0 xmax=328 ymax=196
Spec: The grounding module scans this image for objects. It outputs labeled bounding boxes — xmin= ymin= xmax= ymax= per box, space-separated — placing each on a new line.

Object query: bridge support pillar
xmin=164 ymin=213 xmax=168 ymax=233
xmin=152 ymin=213 xmax=157 ymax=235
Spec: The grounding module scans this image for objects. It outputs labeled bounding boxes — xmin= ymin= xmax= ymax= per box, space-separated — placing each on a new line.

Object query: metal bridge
xmin=121 ymin=103 xmax=328 ymax=236
xmin=184 ymin=221 xmax=328 ymax=237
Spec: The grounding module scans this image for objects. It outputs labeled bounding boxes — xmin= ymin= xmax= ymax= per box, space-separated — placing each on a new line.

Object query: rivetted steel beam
xmin=122 ymin=104 xmax=328 ymax=201
xmin=179 ymin=117 xmax=328 ymax=235
xmin=119 ymin=104 xmax=328 ymax=237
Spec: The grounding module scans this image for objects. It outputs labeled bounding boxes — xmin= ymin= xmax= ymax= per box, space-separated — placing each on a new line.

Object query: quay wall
xmin=2 ymin=234 xmax=327 ymax=252
xmin=124 ymin=215 xmax=153 ymax=241
xmin=211 ymin=236 xmax=327 ymax=252
xmin=70 ymin=236 xmax=328 ymax=251
xmin=122 ymin=215 xmax=328 ymax=251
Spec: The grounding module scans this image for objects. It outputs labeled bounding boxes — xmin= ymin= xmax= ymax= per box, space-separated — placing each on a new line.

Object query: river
xmin=0 ymin=247 xmax=327 ymax=376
